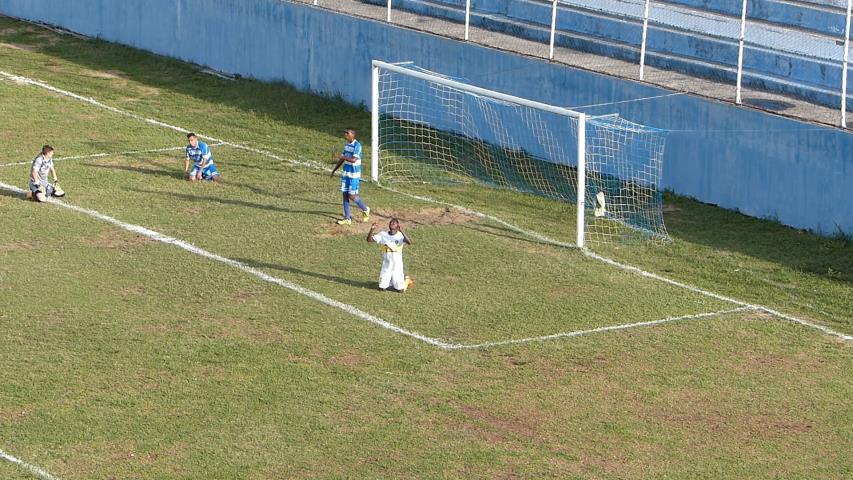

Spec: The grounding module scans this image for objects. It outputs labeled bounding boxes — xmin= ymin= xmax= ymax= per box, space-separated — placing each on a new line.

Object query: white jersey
xmin=31 ymin=153 xmax=53 ymax=183
xmin=372 ymin=230 xmax=406 ymax=290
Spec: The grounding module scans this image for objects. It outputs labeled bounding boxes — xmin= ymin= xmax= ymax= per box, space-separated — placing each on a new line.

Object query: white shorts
xmin=378 ymin=252 xmax=405 ymax=290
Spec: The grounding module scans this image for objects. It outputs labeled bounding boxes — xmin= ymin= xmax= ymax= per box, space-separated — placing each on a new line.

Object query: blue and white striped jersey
xmin=341 ymin=139 xmax=362 ymax=179
xmin=186 ymin=141 xmax=214 ymax=167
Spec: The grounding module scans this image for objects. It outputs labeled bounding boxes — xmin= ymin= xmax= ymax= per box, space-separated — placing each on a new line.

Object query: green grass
xmin=0 ymin=16 xmax=851 ymax=479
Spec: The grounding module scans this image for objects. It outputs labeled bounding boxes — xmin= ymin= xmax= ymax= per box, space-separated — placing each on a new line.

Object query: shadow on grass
xmin=663 ymin=193 xmax=853 ymax=284
xmin=0 ymin=188 xmax=27 ymax=200
xmin=1 ymin=17 xmax=366 ymax=146
xmin=129 ymin=187 xmax=339 ymax=219
xmin=235 ymin=257 xmax=376 ymax=290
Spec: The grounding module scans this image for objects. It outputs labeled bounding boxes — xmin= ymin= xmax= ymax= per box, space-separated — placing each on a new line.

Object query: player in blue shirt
xmin=185 ymin=133 xmax=221 ymax=182
xmin=330 ymin=128 xmax=370 ymax=225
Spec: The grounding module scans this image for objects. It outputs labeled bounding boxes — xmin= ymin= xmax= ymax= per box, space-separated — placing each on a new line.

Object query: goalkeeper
xmin=367 ymin=218 xmax=413 ymax=292
xmin=27 ymin=145 xmax=65 ymax=202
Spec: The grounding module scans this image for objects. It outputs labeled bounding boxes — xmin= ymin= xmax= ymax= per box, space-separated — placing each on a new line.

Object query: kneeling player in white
xmin=367 ymin=218 xmax=413 ymax=292
xmin=184 ymin=132 xmax=221 ymax=182
xmin=27 ymin=145 xmax=65 ymax=202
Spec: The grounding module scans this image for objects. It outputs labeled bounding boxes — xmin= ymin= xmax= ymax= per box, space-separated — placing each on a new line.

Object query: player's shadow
xmin=0 ymin=189 xmax=27 ymax=200
xmin=234 ymin=257 xmax=376 ymax=289
xmin=129 ymin=187 xmax=339 ymax=219
xmin=84 ymin=162 xmax=185 ymax=180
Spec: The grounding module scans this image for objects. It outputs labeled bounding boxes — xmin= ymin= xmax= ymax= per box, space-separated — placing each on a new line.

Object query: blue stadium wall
xmin=1 ymin=0 xmax=851 ymax=236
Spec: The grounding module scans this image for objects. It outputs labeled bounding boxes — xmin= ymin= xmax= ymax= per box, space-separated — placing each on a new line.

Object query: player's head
xmin=41 ymin=145 xmax=54 ymax=158
xmin=388 ymin=217 xmax=400 ymax=233
xmin=187 ymin=132 xmax=198 ymax=148
xmin=344 ymin=128 xmax=356 ymax=142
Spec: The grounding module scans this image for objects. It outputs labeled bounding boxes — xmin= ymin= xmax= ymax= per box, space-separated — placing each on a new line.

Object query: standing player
xmin=26 ymin=145 xmax=65 ymax=202
xmin=366 ymin=218 xmax=413 ymax=292
xmin=330 ymin=128 xmax=370 ymax=225
xmin=185 ymin=133 xmax=221 ymax=182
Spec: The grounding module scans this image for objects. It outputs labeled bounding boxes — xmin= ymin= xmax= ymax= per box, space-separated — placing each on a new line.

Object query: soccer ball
xmin=404 ymin=275 xmax=414 ymax=291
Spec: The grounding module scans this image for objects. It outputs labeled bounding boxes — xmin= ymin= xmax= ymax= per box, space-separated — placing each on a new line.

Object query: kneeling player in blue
xmin=185 ymin=132 xmax=221 ymax=182
xmin=330 ymin=128 xmax=370 ymax=225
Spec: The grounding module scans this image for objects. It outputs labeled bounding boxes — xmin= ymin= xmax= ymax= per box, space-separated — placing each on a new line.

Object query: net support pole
xmin=371 ymin=63 xmax=380 ymax=183
xmin=386 ymin=0 xmax=392 ymax=22
xmin=736 ymin=0 xmax=748 ymax=104
xmin=639 ymin=0 xmax=651 ymax=80
xmin=576 ymin=113 xmax=586 ymax=249
xmin=549 ymin=0 xmax=558 ymax=60
xmin=313 ymin=0 xmax=317 ymax=5
xmin=841 ymin=0 xmax=852 ymax=127
xmin=464 ymin=0 xmax=471 ymax=40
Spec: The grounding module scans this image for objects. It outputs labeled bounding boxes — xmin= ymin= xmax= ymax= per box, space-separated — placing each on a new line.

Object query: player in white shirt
xmin=367 ymin=218 xmax=414 ymax=292
xmin=26 ymin=145 xmax=65 ymax=202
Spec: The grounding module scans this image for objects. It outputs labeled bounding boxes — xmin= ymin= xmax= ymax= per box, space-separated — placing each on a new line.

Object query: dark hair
xmin=344 ymin=128 xmax=356 ymax=135
xmin=186 ymin=132 xmax=197 ymax=139
xmin=389 ymin=217 xmax=399 ymax=224
xmin=41 ymin=145 xmax=54 ymax=155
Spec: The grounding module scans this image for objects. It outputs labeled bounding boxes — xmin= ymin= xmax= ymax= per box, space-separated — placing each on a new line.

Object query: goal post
xmin=370 ymin=60 xmax=668 ymax=247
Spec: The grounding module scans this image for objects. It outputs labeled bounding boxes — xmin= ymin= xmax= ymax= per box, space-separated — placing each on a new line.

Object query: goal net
xmin=371 ymin=61 xmax=669 ymax=246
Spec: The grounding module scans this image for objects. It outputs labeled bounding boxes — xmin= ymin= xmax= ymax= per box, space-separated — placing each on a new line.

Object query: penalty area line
xmin=0 ymin=144 xmax=224 ymax=169
xmin=0 ymin=448 xmax=62 ymax=480
xmin=4 ymin=69 xmax=849 ymax=343
xmin=0 ymin=181 xmax=456 ymax=350
xmin=448 ymin=307 xmax=756 ymax=349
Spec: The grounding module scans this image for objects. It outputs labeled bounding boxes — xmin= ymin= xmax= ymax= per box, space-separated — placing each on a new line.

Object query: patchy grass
xmin=0 ymin=16 xmax=850 ymax=479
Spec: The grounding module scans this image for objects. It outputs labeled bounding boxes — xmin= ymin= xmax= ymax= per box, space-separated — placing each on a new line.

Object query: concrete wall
xmin=0 ymin=0 xmax=850 ymax=235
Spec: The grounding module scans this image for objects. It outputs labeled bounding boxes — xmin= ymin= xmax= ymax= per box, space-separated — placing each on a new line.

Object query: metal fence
xmin=302 ymin=0 xmax=853 ymax=127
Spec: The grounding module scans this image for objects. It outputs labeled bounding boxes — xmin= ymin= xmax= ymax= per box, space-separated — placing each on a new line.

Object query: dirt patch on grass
xmin=177 ymin=206 xmax=206 ymax=216
xmin=0 ymin=408 xmax=31 ymax=423
xmin=327 ymin=352 xmax=366 ymax=368
xmin=81 ymin=69 xmax=126 ymax=80
xmin=316 ymin=206 xmax=479 ymax=238
xmin=85 ymin=230 xmax=154 ymax=249
xmin=0 ymin=239 xmax=40 ymax=252
xmin=450 ymin=401 xmax=541 ymax=444
xmin=121 ymin=285 xmax=146 ymax=296
xmin=0 ymin=42 xmax=36 ymax=52
xmin=205 ymin=316 xmax=286 ymax=345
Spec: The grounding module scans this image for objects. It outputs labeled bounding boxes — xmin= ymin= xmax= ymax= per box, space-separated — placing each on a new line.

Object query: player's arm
xmin=367 ymin=223 xmax=379 ymax=242
xmin=330 ymin=157 xmax=346 ymax=176
xmin=184 ymin=158 xmax=190 ymax=177
xmin=31 ymin=166 xmax=40 ymax=184
xmin=49 ymin=164 xmax=58 ymax=183
xmin=398 ymin=224 xmax=412 ymax=245
xmin=344 ymin=143 xmax=362 ymax=163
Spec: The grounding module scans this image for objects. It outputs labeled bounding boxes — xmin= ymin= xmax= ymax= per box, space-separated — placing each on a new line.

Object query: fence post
xmin=639 ymin=0 xmax=651 ymax=80
xmin=736 ymin=0 xmax=748 ymax=104
xmin=465 ymin=0 xmax=471 ymax=40
xmin=387 ymin=0 xmax=392 ymax=22
xmin=549 ymin=0 xmax=558 ymax=60
xmin=842 ymin=0 xmax=852 ymax=127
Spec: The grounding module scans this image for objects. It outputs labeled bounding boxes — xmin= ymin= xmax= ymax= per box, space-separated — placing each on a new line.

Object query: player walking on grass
xmin=26 ymin=145 xmax=65 ymax=202
xmin=330 ymin=128 xmax=370 ymax=225
xmin=367 ymin=218 xmax=413 ymax=292
xmin=185 ymin=133 xmax=221 ymax=182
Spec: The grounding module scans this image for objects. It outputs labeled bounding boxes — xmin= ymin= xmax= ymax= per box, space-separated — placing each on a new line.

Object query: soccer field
xmin=1 ymin=16 xmax=851 ymax=479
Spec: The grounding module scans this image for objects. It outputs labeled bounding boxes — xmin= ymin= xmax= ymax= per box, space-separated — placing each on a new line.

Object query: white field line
xmin=0 ymin=181 xmax=456 ymax=349
xmin=449 ymin=307 xmax=756 ymax=349
xmin=3 ymin=70 xmax=849 ymax=342
xmin=0 ymin=144 xmax=224 ymax=169
xmin=0 ymin=449 xmax=61 ymax=480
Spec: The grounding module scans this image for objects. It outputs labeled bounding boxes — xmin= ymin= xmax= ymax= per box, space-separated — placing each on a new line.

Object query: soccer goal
xmin=370 ymin=60 xmax=669 ymax=247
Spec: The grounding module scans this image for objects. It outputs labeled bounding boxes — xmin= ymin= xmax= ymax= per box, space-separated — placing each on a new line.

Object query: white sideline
xmin=0 ymin=449 xmax=61 ymax=480
xmin=2 ymin=70 xmax=849 ymax=343
xmin=0 ymin=144 xmax=226 ymax=169
xmin=0 ymin=181 xmax=455 ymax=349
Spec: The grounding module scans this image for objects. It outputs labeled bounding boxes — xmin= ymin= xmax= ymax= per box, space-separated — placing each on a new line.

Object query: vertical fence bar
xmin=549 ymin=0 xmax=558 ymax=60
xmin=576 ymin=113 xmax=586 ymax=249
xmin=313 ymin=0 xmax=317 ymax=5
xmin=465 ymin=0 xmax=471 ymax=40
xmin=639 ymin=0 xmax=651 ymax=80
xmin=842 ymin=0 xmax=852 ymax=127
xmin=371 ymin=63 xmax=380 ymax=183
xmin=735 ymin=0 xmax=748 ymax=104
xmin=387 ymin=0 xmax=392 ymax=22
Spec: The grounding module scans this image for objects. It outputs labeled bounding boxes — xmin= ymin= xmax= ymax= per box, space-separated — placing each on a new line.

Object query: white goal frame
xmin=371 ymin=60 xmax=588 ymax=248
